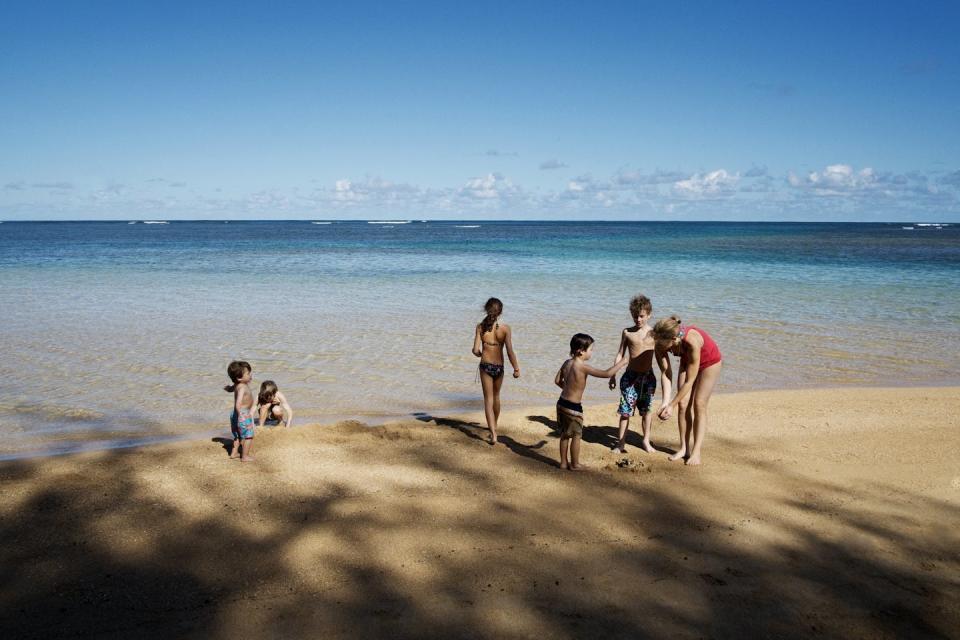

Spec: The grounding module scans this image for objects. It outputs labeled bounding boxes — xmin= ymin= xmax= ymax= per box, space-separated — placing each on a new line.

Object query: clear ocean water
xmin=1 ymin=220 xmax=957 ymax=459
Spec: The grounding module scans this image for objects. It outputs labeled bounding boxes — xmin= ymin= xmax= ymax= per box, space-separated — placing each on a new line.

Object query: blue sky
xmin=2 ymin=1 xmax=959 ymax=220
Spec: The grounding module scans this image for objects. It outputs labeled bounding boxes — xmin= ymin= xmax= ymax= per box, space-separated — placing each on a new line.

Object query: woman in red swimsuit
xmin=652 ymin=316 xmax=722 ymax=465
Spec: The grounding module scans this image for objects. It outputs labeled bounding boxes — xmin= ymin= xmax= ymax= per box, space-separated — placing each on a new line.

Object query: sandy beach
xmin=1 ymin=386 xmax=958 ymax=639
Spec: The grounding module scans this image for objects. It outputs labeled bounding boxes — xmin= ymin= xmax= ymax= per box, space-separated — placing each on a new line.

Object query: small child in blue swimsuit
xmin=225 ymin=360 xmax=256 ymax=462
xmin=608 ymin=295 xmax=659 ymax=453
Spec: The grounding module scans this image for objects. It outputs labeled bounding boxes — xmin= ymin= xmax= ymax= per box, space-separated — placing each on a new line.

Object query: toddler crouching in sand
xmin=225 ymin=360 xmax=255 ymax=462
xmin=554 ymin=334 xmax=628 ymax=470
xmin=257 ymin=380 xmax=293 ymax=428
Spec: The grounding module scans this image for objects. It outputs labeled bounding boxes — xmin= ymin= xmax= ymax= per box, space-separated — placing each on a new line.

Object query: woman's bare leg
xmin=686 ymin=363 xmax=722 ymax=466
xmin=493 ymin=374 xmax=504 ymax=425
xmin=480 ymin=371 xmax=498 ymax=444
xmin=669 ymin=370 xmax=689 ymax=461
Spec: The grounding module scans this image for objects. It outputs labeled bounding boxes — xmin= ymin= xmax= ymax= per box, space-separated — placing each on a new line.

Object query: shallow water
xmin=1 ymin=220 xmax=958 ymax=458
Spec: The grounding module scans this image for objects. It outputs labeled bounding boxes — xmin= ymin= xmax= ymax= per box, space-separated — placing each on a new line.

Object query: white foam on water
xmin=311 ymin=221 xmax=333 ymax=225
xmin=455 ymin=225 xmax=480 ymax=228
xmin=902 ymin=226 xmax=915 ymax=230
xmin=367 ymin=220 xmax=411 ymax=224
xmin=143 ymin=221 xmax=169 ymax=225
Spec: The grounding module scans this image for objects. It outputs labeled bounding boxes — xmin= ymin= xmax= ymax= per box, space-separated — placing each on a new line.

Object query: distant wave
xmin=368 ymin=220 xmax=410 ymax=225
xmin=311 ymin=221 xmax=333 ymax=225
xmin=143 ymin=221 xmax=169 ymax=225
xmin=916 ymin=223 xmax=949 ymax=228
xmin=902 ymin=226 xmax=915 ymax=230
xmin=455 ymin=225 xmax=480 ymax=228
xmin=127 ymin=221 xmax=137 ymax=224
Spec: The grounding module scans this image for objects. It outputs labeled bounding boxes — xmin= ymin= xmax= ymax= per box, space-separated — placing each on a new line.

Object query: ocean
xmin=1 ymin=220 xmax=957 ymax=459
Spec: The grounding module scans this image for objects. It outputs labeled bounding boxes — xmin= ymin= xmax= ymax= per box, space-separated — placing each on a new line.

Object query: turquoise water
xmin=1 ymin=220 xmax=957 ymax=458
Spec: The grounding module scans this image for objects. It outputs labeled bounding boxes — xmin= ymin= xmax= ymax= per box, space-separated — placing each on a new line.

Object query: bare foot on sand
xmin=668 ymin=448 xmax=686 ymax=462
xmin=241 ymin=456 xmax=256 ymax=463
xmin=568 ymin=464 xmax=587 ymax=471
xmin=489 ymin=435 xmax=498 ymax=446
xmin=641 ymin=440 xmax=655 ymax=453
xmin=230 ymin=443 xmax=240 ymax=459
xmin=685 ymin=454 xmax=701 ymax=466
xmin=611 ymin=444 xmax=626 ymax=454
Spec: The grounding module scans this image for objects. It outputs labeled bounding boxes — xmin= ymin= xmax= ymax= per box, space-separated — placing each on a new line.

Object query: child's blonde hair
xmin=258 ymin=380 xmax=278 ymax=405
xmin=629 ymin=294 xmax=652 ymax=318
xmin=651 ymin=316 xmax=682 ymax=346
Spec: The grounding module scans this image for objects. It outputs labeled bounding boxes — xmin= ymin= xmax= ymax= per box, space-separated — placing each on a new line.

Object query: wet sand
xmin=1 ymin=387 xmax=958 ymax=639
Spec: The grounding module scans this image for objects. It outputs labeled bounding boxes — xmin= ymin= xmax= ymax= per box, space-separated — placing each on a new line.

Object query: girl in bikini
xmin=472 ymin=297 xmax=520 ymax=445
xmin=652 ymin=316 xmax=723 ymax=466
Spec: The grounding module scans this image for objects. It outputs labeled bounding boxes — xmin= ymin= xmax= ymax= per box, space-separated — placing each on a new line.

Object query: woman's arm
xmin=504 ymin=325 xmax=520 ymax=377
xmin=658 ymin=335 xmax=702 ymax=419
xmin=655 ymin=346 xmax=674 ymax=414
xmin=472 ymin=324 xmax=482 ymax=357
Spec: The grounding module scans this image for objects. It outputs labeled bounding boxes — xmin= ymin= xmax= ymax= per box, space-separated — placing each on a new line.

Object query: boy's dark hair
xmin=227 ymin=360 xmax=251 ymax=383
xmin=629 ymin=294 xmax=652 ymax=317
xmin=569 ymin=333 xmax=594 ymax=355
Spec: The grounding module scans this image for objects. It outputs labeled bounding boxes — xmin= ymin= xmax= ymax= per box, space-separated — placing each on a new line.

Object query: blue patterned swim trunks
xmin=618 ymin=369 xmax=657 ymax=417
xmin=231 ymin=408 xmax=255 ymax=440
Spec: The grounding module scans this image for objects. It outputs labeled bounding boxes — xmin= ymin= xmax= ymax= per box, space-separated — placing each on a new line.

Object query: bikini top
xmin=481 ymin=321 xmax=501 ymax=347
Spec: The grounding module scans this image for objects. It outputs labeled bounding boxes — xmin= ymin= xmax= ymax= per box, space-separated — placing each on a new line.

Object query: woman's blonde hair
xmin=651 ymin=316 xmax=683 ymax=345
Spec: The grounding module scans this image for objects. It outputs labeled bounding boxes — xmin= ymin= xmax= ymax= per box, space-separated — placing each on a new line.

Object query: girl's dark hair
xmin=258 ymin=380 xmax=278 ymax=405
xmin=224 ymin=360 xmax=251 ymax=392
xmin=480 ymin=297 xmax=503 ymax=334
xmin=569 ymin=333 xmax=594 ymax=355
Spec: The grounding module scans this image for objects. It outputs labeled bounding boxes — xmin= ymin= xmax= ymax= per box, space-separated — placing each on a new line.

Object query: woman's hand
xmin=513 ymin=368 xmax=520 ymax=378
xmin=658 ymin=404 xmax=673 ymax=421
xmin=608 ymin=376 xmax=616 ymax=390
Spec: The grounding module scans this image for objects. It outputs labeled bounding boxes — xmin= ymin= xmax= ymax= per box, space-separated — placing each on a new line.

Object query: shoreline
xmin=4 ymin=383 xmax=960 ymax=463
xmin=1 ymin=386 xmax=958 ymax=638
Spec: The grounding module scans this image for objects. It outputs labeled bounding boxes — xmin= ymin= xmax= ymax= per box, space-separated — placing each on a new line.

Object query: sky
xmin=2 ymin=1 xmax=959 ymax=221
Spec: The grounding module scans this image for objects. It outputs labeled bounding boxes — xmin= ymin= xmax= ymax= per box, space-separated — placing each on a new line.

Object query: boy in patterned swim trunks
xmin=555 ymin=334 xmax=628 ymax=470
xmin=608 ymin=295 xmax=658 ymax=453
xmin=225 ymin=360 xmax=256 ymax=462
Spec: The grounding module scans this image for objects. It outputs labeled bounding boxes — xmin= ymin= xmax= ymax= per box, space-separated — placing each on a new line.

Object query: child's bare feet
xmin=668 ymin=448 xmax=686 ymax=461
xmin=568 ymin=464 xmax=587 ymax=471
xmin=685 ymin=453 xmax=701 ymax=466
xmin=611 ymin=444 xmax=626 ymax=454
xmin=241 ymin=455 xmax=256 ymax=463
xmin=641 ymin=440 xmax=655 ymax=453
xmin=559 ymin=462 xmax=569 ymax=470
xmin=489 ymin=434 xmax=498 ymax=445
xmin=229 ymin=442 xmax=240 ymax=459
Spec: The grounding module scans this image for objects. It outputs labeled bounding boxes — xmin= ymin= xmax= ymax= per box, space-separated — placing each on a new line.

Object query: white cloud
xmin=459 ymin=173 xmax=515 ymax=200
xmin=673 ymin=169 xmax=739 ymax=197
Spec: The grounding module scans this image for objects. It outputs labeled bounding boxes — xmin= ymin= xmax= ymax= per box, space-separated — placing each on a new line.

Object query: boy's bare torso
xmin=622 ymin=325 xmax=655 ymax=372
xmin=560 ymin=359 xmax=589 ymax=403
xmin=235 ymin=383 xmax=253 ymax=410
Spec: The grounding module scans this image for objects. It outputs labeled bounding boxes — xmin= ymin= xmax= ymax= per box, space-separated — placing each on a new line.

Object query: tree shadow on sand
xmin=0 ymin=422 xmax=957 ymax=639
